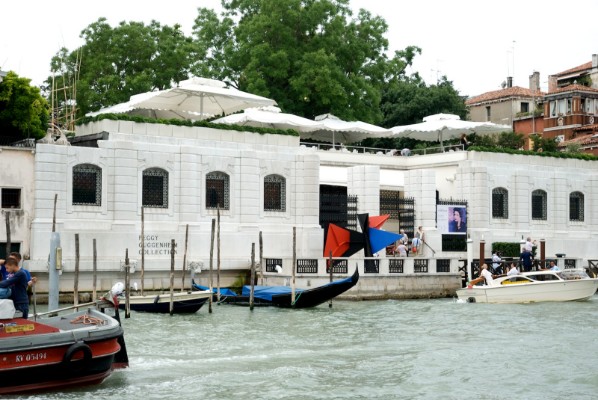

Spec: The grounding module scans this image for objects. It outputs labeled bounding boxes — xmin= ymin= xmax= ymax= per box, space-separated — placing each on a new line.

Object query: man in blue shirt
xmin=0 ymin=258 xmax=29 ymax=319
xmin=519 ymin=250 xmax=533 ymax=272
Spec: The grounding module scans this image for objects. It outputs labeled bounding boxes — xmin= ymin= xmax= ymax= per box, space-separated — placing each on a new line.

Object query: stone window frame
xmin=72 ymin=163 xmax=102 ymax=206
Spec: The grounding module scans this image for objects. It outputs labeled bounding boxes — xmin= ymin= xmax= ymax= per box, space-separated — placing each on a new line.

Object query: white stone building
xmin=3 ymin=119 xmax=597 ymax=295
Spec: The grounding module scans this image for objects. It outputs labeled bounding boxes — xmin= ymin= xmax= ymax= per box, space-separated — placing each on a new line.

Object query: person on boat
xmin=1 ymin=253 xmax=35 ymax=290
xmin=524 ymin=237 xmax=535 ymax=253
xmin=543 ymin=260 xmax=560 ymax=272
xmin=507 ymin=263 xmax=519 ymax=276
xmin=469 ymin=264 xmax=494 ymax=286
xmin=492 ymin=251 xmax=502 ymax=274
xmin=519 ymin=250 xmax=533 ymax=272
xmin=0 ymin=258 xmax=29 ymax=318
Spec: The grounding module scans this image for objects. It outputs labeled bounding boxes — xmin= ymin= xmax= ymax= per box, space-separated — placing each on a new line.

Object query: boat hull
xmin=213 ymin=269 xmax=360 ymax=308
xmin=119 ymin=291 xmax=211 ymax=313
xmin=457 ymin=279 xmax=598 ymax=303
xmin=0 ymin=310 xmax=124 ymax=395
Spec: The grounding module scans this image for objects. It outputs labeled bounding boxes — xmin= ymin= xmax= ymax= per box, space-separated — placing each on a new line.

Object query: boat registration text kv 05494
xmin=15 ymin=352 xmax=48 ymax=363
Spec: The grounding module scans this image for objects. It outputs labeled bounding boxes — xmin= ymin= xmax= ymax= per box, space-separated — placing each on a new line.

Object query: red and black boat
xmin=0 ymin=297 xmax=128 ymax=395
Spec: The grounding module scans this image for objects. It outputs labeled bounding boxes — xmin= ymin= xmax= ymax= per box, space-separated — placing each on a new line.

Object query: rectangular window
xmin=558 ymin=99 xmax=566 ymax=114
xmin=520 ymin=102 xmax=529 ymax=113
xmin=142 ymin=169 xmax=168 ymax=208
xmin=73 ymin=167 xmax=102 ymax=206
xmin=567 ymin=98 xmax=572 ymax=114
xmin=550 ymin=101 xmax=557 ymax=117
xmin=206 ymin=179 xmax=226 ymax=209
xmin=1 ymin=188 xmax=21 ymax=209
xmin=492 ymin=190 xmax=508 ymax=219
xmin=0 ymin=242 xmax=20 ymax=259
xmin=485 ymin=106 xmax=491 ymax=121
xmin=531 ymin=193 xmax=547 ymax=220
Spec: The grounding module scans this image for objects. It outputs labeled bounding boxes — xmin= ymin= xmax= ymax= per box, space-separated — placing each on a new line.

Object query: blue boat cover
xmin=241 ymin=274 xmax=355 ymax=301
xmin=192 ymin=284 xmax=238 ymax=297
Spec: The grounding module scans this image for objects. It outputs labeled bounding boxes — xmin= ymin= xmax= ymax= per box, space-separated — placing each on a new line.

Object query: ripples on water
xmin=15 ymin=296 xmax=598 ymax=400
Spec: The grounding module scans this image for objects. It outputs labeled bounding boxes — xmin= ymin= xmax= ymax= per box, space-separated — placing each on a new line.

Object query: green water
xmin=15 ymin=296 xmax=598 ymax=400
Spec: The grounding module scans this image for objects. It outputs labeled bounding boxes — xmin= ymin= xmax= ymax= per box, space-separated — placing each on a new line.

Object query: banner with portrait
xmin=437 ymin=205 xmax=467 ymax=234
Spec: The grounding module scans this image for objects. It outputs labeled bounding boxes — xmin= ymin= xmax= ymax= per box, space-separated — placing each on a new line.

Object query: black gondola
xmin=193 ymin=268 xmax=359 ymax=309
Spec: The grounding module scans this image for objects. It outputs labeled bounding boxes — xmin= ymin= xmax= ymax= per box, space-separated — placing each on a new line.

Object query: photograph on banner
xmin=437 ymin=205 xmax=467 ymax=234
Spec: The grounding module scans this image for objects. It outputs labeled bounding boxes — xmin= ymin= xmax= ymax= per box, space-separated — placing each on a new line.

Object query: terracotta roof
xmin=558 ymin=124 xmax=598 ymax=147
xmin=552 ymin=61 xmax=592 ymax=77
xmin=466 ymin=86 xmax=545 ymax=105
xmin=547 ymin=84 xmax=598 ymax=95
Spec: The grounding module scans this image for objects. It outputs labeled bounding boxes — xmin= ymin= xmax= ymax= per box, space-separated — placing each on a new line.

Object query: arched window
xmin=569 ymin=191 xmax=584 ymax=221
xmin=73 ymin=164 xmax=102 ymax=206
xmin=206 ymin=171 xmax=229 ymax=210
xmin=531 ymin=189 xmax=547 ymax=220
xmin=491 ymin=187 xmax=508 ymax=219
xmin=142 ymin=168 xmax=168 ymax=208
xmin=264 ymin=174 xmax=286 ymax=212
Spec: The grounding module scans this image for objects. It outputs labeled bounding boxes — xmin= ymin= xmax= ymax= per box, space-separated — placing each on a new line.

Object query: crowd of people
xmin=389 ymin=226 xmax=426 ymax=257
xmin=0 ymin=252 xmax=36 ymax=319
xmin=470 ymin=237 xmax=563 ymax=286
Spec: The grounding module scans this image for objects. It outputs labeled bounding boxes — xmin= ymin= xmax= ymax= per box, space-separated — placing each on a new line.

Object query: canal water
xmin=15 ymin=296 xmax=598 ymax=400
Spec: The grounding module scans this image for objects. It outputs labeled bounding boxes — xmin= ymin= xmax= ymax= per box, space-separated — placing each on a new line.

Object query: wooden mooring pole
xmin=92 ymin=238 xmax=97 ymax=300
xmin=74 ymin=233 xmax=80 ymax=307
xmin=291 ymin=227 xmax=296 ymax=305
xmin=329 ymin=251 xmax=333 ymax=308
xmin=250 ymin=243 xmax=255 ymax=310
xmin=209 ymin=219 xmax=215 ymax=313
xmin=217 ymin=207 xmax=221 ymax=302
xmin=4 ymin=211 xmax=10 ymax=258
xmin=125 ymin=249 xmax=131 ymax=319
xmin=181 ymin=224 xmax=189 ymax=291
xmin=169 ymin=239 xmax=175 ymax=316
xmin=259 ymin=231 xmax=263 ymax=285
xmin=141 ymin=207 xmax=145 ymax=296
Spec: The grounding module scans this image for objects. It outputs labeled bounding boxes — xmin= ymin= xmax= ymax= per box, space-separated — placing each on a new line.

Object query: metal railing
xmin=300 ymin=142 xmax=465 ymax=155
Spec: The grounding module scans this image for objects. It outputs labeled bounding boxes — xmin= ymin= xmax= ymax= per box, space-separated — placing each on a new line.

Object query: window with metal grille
xmin=1 ymin=188 xmax=21 ymax=209
xmin=436 ymin=259 xmax=451 ymax=273
xmin=142 ymin=168 xmax=168 ymax=208
xmin=206 ymin=171 xmax=229 ymax=210
xmin=265 ymin=258 xmax=283 ymax=272
xmin=326 ymin=259 xmax=348 ymax=274
xmin=296 ymin=259 xmax=318 ymax=273
xmin=389 ymin=258 xmax=404 ymax=273
xmin=414 ymin=259 xmax=429 ymax=273
xmin=491 ymin=187 xmax=508 ymax=219
xmin=531 ymin=189 xmax=547 ymax=220
xmin=264 ymin=174 xmax=286 ymax=212
xmin=569 ymin=192 xmax=584 ymax=221
xmin=72 ymin=164 xmax=101 ymax=206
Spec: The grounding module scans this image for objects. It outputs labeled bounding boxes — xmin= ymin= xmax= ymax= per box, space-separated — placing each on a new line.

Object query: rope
xmin=70 ymin=314 xmax=106 ymax=325
xmin=291 ymin=291 xmax=302 ymax=306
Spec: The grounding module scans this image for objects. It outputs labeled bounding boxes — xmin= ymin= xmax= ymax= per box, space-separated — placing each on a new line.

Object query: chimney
xmin=529 ymin=71 xmax=540 ymax=92
xmin=507 ymin=76 xmax=513 ymax=88
xmin=593 ymin=54 xmax=598 ymax=68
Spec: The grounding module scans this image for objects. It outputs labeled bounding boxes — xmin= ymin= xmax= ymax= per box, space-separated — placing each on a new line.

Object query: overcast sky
xmin=1 ymin=0 xmax=596 ymax=98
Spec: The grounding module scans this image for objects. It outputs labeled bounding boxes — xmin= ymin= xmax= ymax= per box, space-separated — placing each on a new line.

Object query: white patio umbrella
xmin=300 ymin=113 xmax=391 ymax=145
xmin=212 ymin=106 xmax=322 ymax=132
xmin=390 ymin=113 xmax=511 ymax=148
xmin=87 ymin=77 xmax=277 ymax=120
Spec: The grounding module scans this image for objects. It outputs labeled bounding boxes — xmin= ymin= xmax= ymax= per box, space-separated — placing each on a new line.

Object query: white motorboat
xmin=456 ymin=269 xmax=598 ymax=304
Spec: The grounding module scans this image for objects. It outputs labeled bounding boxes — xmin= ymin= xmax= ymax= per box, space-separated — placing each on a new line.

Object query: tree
xmin=0 ymin=71 xmax=49 ymax=140
xmin=48 ymin=18 xmax=196 ymax=118
xmin=192 ymin=0 xmax=407 ymax=123
xmin=381 ymin=75 xmax=467 ymax=128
